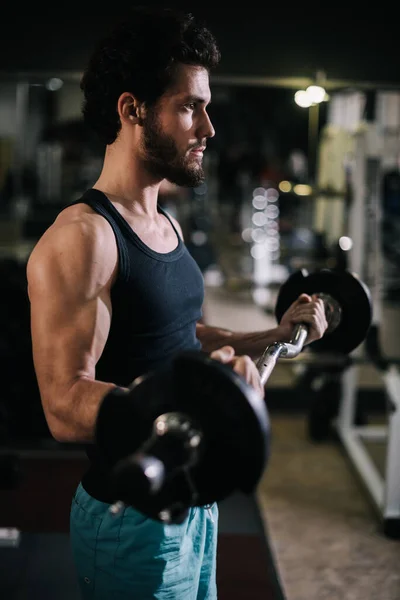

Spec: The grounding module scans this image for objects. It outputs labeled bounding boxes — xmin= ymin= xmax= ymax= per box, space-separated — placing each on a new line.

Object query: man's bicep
xmin=30 ymin=268 xmax=109 ymax=398
xmin=27 ymin=226 xmax=114 ymax=410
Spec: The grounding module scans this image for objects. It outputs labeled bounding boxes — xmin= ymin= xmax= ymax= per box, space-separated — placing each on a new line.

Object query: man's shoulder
xmin=46 ymin=202 xmax=113 ymax=242
xmin=28 ymin=202 xmax=116 ymax=267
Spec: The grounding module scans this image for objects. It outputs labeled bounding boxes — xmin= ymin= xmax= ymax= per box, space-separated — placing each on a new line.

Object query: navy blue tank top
xmin=66 ymin=188 xmax=204 ymax=501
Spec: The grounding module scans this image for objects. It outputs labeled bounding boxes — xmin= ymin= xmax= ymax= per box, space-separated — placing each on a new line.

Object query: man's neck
xmin=94 ymin=147 xmax=161 ymax=217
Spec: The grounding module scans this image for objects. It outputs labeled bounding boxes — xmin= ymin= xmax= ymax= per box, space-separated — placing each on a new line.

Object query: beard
xmin=141 ymin=108 xmax=205 ymax=187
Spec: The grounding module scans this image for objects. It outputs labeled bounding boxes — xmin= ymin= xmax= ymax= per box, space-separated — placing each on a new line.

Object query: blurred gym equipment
xmin=337 ymin=112 xmax=400 ymax=539
xmin=307 ymin=94 xmax=400 ymax=538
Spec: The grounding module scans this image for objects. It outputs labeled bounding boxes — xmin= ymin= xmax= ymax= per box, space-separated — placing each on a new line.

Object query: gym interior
xmin=0 ymin=9 xmax=400 ymax=600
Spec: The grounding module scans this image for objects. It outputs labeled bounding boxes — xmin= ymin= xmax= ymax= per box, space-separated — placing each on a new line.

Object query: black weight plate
xmin=172 ymin=351 xmax=270 ymax=505
xmin=110 ymin=351 xmax=270 ymax=518
xmin=275 ymin=269 xmax=372 ymax=354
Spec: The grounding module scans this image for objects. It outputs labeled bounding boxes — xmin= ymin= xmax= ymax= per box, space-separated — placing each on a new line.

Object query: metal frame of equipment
xmin=335 ymin=109 xmax=400 ymax=538
xmin=337 ymin=363 xmax=400 ymax=537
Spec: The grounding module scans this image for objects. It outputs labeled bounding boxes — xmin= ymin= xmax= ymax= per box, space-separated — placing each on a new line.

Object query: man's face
xmin=140 ymin=64 xmax=215 ymax=187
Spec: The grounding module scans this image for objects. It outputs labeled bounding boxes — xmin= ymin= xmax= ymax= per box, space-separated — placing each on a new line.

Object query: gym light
xmin=293 ymin=184 xmax=313 ymax=196
xmin=278 ymin=181 xmax=292 ymax=193
xmin=294 ymin=90 xmax=313 ymax=108
xmin=46 ymin=77 xmax=64 ymax=91
xmin=339 ymin=236 xmax=353 ymax=251
xmin=294 ymin=84 xmax=327 ymax=107
xmin=306 ymin=85 xmax=326 ymax=104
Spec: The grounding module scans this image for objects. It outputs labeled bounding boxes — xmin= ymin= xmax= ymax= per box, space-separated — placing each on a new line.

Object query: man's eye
xmin=185 ymin=103 xmax=196 ymax=110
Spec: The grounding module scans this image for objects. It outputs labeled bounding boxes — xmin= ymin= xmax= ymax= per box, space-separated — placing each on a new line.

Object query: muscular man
xmin=27 ymin=7 xmax=327 ymax=599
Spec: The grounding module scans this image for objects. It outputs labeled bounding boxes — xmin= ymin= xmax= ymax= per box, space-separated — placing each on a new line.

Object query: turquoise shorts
xmin=69 ymin=482 xmax=218 ymax=599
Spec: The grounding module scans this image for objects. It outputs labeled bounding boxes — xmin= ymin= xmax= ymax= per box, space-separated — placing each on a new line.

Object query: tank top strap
xmin=157 ymin=204 xmax=182 ymax=241
xmin=68 ymin=189 xmax=130 ymax=283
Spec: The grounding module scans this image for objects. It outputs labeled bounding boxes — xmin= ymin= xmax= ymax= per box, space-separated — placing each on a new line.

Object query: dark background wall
xmin=0 ymin=3 xmax=399 ymax=85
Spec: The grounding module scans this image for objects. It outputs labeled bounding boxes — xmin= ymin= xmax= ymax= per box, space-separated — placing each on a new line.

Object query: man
xmin=27 ymin=7 xmax=327 ymax=599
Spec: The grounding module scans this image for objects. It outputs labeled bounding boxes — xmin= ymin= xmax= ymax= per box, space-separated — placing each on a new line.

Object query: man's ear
xmin=118 ymin=93 xmax=144 ymax=125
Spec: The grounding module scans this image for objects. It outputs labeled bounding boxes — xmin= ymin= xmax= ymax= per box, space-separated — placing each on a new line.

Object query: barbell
xmin=95 ymin=268 xmax=372 ymax=523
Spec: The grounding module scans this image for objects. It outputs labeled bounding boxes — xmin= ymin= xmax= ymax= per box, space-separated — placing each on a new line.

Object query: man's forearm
xmin=47 ymin=378 xmax=127 ymax=444
xmin=196 ymin=323 xmax=288 ymax=359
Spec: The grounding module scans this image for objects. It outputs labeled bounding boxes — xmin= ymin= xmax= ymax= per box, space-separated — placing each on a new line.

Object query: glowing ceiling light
xmin=293 ymin=184 xmax=313 ymax=196
xmin=339 ymin=236 xmax=353 ymax=251
xmin=306 ymin=85 xmax=326 ymax=104
xmin=46 ymin=77 xmax=63 ymax=91
xmin=294 ymin=90 xmax=312 ymax=108
xmin=279 ymin=180 xmax=292 ymax=193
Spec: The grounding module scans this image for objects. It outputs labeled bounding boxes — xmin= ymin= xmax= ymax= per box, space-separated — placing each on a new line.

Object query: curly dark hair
xmin=80 ymin=6 xmax=221 ymax=146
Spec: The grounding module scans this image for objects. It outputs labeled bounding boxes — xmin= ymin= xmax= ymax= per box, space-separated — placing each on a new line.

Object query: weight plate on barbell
xmin=274 ymin=268 xmax=373 ymax=354
xmin=109 ymin=351 xmax=271 ymax=519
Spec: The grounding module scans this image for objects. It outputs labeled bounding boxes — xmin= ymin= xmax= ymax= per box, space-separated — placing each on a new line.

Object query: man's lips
xmin=189 ymin=146 xmax=206 ymax=154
